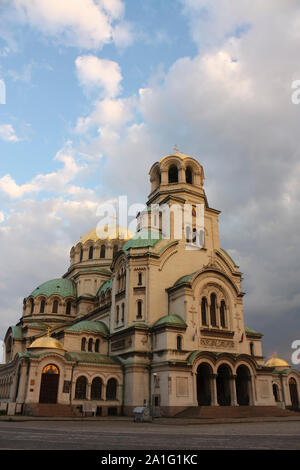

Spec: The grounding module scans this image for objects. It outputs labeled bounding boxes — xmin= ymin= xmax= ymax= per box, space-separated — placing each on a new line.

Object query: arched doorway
xmin=196 ymin=363 xmax=212 ymax=405
xmin=217 ymin=364 xmax=232 ymax=406
xmin=289 ymin=378 xmax=299 ymax=409
xmin=236 ymin=365 xmax=251 ymax=406
xmin=39 ymin=364 xmax=59 ymax=404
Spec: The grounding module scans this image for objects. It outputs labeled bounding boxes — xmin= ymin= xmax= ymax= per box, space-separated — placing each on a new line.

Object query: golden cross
xmin=174 ymin=144 xmax=179 ymax=154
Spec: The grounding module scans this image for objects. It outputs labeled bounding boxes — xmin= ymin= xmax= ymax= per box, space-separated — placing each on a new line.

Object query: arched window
xmin=250 ymin=342 xmax=254 ymax=356
xmin=52 ymin=299 xmax=59 ymax=314
xmin=177 ymin=335 xmax=182 ymax=351
xmin=100 ymin=245 xmax=106 ymax=259
xmin=138 ymin=273 xmax=142 ymax=285
xmin=75 ymin=376 xmax=87 ymax=400
xmin=220 ymin=300 xmax=226 ymax=328
xmin=40 ymin=299 xmax=46 ymax=314
xmin=80 ymin=248 xmax=83 ymax=262
xmin=116 ymin=305 xmax=119 ymax=324
xmin=88 ymin=338 xmax=93 ymax=352
xmin=168 ymin=165 xmax=178 ymax=183
xmin=273 ymin=383 xmax=280 ymax=402
xmin=121 ymin=303 xmax=125 ymax=323
xmin=137 ymin=300 xmax=142 ymax=319
xmin=201 ymin=297 xmax=207 ymax=325
xmin=186 ymin=167 xmax=193 ymax=184
xmin=210 ymin=293 xmax=217 ymax=327
xmin=30 ymin=298 xmax=34 ymax=314
xmin=81 ymin=337 xmax=86 ymax=351
xmin=113 ymin=245 xmax=118 ymax=258
xmin=88 ymin=245 xmax=94 ymax=260
xmin=91 ymin=377 xmax=102 ymax=400
xmin=95 ymin=339 xmax=100 ymax=353
xmin=106 ymin=378 xmax=117 ymax=400
xmin=66 ymin=301 xmax=72 ymax=315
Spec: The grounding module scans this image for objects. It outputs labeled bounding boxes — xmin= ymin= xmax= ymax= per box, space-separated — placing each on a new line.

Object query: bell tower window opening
xmin=186 ymin=167 xmax=193 ymax=184
xmin=137 ymin=300 xmax=142 ymax=319
xmin=88 ymin=245 xmax=94 ymax=260
xmin=210 ymin=293 xmax=217 ymax=327
xmin=168 ymin=165 xmax=178 ymax=183
xmin=100 ymin=245 xmax=106 ymax=259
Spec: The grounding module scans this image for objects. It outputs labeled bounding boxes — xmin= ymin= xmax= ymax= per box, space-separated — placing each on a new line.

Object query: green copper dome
xmin=152 ymin=314 xmax=187 ymax=328
xmin=29 ymin=278 xmax=76 ymax=299
xmin=66 ymin=320 xmax=109 ymax=336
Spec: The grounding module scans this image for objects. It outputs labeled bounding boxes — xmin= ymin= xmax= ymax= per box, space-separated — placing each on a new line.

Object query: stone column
xmin=211 ymin=374 xmax=218 ymax=406
xmin=230 ymin=375 xmax=238 ymax=406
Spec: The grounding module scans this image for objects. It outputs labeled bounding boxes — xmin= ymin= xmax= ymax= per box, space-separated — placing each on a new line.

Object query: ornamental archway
xmin=39 ymin=364 xmax=59 ymax=404
xmin=196 ymin=363 xmax=212 ymax=406
xmin=216 ymin=364 xmax=232 ymax=406
xmin=236 ymin=365 xmax=251 ymax=406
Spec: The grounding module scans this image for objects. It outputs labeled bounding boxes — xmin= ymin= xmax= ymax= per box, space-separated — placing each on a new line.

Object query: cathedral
xmin=0 ymin=151 xmax=299 ymax=417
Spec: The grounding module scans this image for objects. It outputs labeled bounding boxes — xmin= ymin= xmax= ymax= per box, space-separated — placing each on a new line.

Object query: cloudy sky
xmin=0 ymin=0 xmax=299 ymax=367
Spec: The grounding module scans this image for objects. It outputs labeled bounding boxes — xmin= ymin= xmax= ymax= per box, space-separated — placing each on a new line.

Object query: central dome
xmin=79 ymin=226 xmax=135 ymax=244
xmin=28 ymin=335 xmax=65 ymax=351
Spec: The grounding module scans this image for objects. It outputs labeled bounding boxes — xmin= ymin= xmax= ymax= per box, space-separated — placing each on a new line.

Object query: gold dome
xmin=28 ymin=335 xmax=65 ymax=351
xmin=79 ymin=226 xmax=134 ymax=244
xmin=265 ymin=353 xmax=289 ymax=368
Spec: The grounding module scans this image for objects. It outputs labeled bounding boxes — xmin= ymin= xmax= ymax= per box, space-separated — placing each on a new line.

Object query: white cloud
xmin=0 ymin=124 xmax=20 ymax=142
xmin=75 ymin=55 xmax=122 ymax=97
xmin=11 ymin=0 xmax=131 ymax=50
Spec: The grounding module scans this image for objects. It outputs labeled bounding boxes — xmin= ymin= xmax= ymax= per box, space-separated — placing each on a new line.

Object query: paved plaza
xmin=0 ymin=418 xmax=299 ymax=450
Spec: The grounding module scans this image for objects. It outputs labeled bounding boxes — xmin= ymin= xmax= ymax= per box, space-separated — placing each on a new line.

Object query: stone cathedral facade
xmin=0 ymin=151 xmax=299 ymax=417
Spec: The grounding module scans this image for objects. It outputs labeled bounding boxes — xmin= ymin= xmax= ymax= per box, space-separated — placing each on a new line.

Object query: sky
xmin=0 ymin=0 xmax=300 ymax=367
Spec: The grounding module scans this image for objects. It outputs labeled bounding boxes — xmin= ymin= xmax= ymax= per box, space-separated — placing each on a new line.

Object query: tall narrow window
xmin=81 ymin=338 xmax=86 ymax=351
xmin=201 ymin=297 xmax=207 ymax=325
xmin=75 ymin=376 xmax=87 ymax=400
xmin=186 ymin=167 xmax=193 ymax=184
xmin=121 ymin=303 xmax=125 ymax=323
xmin=66 ymin=301 xmax=71 ymax=315
xmin=113 ymin=245 xmax=118 ymax=258
xmin=192 ymin=228 xmax=197 ymax=243
xmin=80 ymin=248 xmax=83 ymax=262
xmin=95 ymin=339 xmax=100 ymax=353
xmin=116 ymin=305 xmax=119 ymax=324
xmin=250 ymin=342 xmax=254 ymax=356
xmin=88 ymin=338 xmax=93 ymax=352
xmin=88 ymin=245 xmax=94 ymax=260
xmin=210 ymin=293 xmax=217 ymax=327
xmin=52 ymin=299 xmax=59 ymax=314
xmin=220 ymin=300 xmax=226 ymax=328
xmin=177 ymin=335 xmax=182 ymax=351
xmin=138 ymin=273 xmax=142 ymax=285
xmin=91 ymin=377 xmax=102 ymax=400
xmin=100 ymin=245 xmax=106 ymax=259
xmin=30 ymin=298 xmax=34 ymax=314
xmin=137 ymin=300 xmax=142 ymax=319
xmin=106 ymin=378 xmax=117 ymax=400
xmin=40 ymin=299 xmax=45 ymax=314
xmin=168 ymin=165 xmax=178 ymax=183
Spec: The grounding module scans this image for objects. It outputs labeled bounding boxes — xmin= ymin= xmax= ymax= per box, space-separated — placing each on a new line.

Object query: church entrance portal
xmin=39 ymin=364 xmax=59 ymax=404
xmin=196 ymin=363 xmax=212 ymax=405
xmin=217 ymin=364 xmax=231 ymax=406
xmin=236 ymin=365 xmax=250 ymax=405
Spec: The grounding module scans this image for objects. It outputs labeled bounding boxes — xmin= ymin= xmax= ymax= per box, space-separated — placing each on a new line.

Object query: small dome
xmin=28 ymin=278 xmax=76 ymax=299
xmin=265 ymin=354 xmax=289 ymax=368
xmin=28 ymin=335 xmax=65 ymax=351
xmin=79 ymin=226 xmax=134 ymax=244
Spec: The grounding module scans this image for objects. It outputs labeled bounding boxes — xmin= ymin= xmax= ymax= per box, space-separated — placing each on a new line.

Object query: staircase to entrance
xmin=175 ymin=406 xmax=300 ymax=419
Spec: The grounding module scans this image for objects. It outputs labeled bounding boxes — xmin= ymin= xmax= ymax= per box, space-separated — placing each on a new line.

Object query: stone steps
xmin=24 ymin=404 xmax=81 ymax=417
xmin=175 ymin=406 xmax=300 ymax=419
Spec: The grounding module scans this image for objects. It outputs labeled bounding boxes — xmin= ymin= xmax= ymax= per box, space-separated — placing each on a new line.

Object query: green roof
xmin=11 ymin=326 xmax=23 ymax=340
xmin=97 ymin=279 xmax=112 ymax=297
xmin=173 ymin=272 xmax=197 ymax=287
xmin=80 ymin=268 xmax=111 ymax=275
xmin=152 ymin=314 xmax=187 ymax=328
xmin=66 ymin=320 xmax=109 ymax=336
xmin=245 ymin=326 xmax=263 ymax=336
xmin=65 ymin=352 xmax=119 ymax=365
xmin=29 ymin=278 xmax=76 ymax=299
xmin=122 ymin=230 xmax=162 ymax=252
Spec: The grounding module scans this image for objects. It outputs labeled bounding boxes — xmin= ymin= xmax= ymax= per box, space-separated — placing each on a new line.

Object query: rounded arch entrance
xmin=289 ymin=378 xmax=299 ymax=409
xmin=217 ymin=364 xmax=232 ymax=406
xmin=236 ymin=365 xmax=251 ymax=406
xmin=196 ymin=363 xmax=213 ymax=406
xmin=39 ymin=364 xmax=59 ymax=404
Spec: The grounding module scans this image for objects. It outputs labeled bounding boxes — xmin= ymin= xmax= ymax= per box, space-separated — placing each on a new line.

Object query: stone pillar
xmin=211 ymin=374 xmax=218 ymax=406
xmin=230 ymin=375 xmax=238 ymax=406
xmin=16 ymin=362 xmax=27 ymax=404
